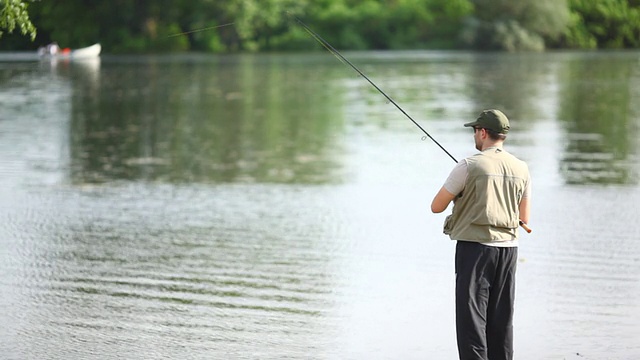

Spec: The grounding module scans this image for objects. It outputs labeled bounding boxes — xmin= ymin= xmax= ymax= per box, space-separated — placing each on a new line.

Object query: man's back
xmin=445 ymin=147 xmax=530 ymax=242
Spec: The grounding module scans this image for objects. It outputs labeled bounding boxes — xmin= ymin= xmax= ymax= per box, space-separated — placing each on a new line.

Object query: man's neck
xmin=480 ymin=141 xmax=504 ymax=151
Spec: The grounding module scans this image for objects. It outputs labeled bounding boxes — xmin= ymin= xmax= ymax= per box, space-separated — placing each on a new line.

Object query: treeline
xmin=2 ymin=0 xmax=640 ymax=52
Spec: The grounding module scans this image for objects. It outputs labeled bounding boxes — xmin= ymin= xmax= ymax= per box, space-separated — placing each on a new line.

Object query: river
xmin=1 ymin=50 xmax=639 ymax=359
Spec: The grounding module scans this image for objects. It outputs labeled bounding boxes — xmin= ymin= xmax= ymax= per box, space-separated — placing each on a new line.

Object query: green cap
xmin=464 ymin=109 xmax=510 ymax=134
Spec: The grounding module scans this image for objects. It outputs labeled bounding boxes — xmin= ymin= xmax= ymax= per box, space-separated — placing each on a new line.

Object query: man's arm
xmin=519 ymin=197 xmax=530 ymax=224
xmin=519 ymin=173 xmax=531 ymax=225
xmin=431 ymin=187 xmax=456 ymax=213
xmin=432 ymin=160 xmax=467 ymax=213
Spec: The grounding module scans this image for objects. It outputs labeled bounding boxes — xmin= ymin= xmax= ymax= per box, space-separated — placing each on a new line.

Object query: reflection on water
xmin=1 ymin=50 xmax=640 ymax=359
xmin=558 ymin=51 xmax=640 ymax=185
xmin=561 ymin=133 xmax=633 ymax=184
xmin=69 ymin=54 xmax=345 ymax=184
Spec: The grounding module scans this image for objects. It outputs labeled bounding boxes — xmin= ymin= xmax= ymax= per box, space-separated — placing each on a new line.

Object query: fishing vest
xmin=443 ymin=147 xmax=529 ymax=242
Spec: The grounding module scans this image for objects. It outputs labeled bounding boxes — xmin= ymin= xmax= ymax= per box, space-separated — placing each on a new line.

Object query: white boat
xmin=70 ymin=43 xmax=101 ymax=59
xmin=39 ymin=43 xmax=101 ymax=59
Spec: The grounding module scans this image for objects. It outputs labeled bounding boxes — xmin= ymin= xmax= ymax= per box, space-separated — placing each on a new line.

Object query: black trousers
xmin=455 ymin=241 xmax=518 ymax=360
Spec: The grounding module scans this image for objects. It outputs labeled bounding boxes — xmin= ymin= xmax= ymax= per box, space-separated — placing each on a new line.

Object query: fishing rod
xmin=167 ymin=22 xmax=235 ymax=38
xmin=291 ymin=15 xmax=458 ymax=163
xmin=292 ymin=15 xmax=533 ymax=234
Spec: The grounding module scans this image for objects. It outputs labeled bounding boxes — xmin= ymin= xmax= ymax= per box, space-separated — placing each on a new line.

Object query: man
xmin=431 ymin=109 xmax=531 ymax=360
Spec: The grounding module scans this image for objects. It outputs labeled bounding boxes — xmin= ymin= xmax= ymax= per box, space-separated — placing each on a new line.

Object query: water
xmin=1 ymin=50 xmax=639 ymax=359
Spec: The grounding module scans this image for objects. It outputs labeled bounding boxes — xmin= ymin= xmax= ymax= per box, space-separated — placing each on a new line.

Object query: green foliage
xmin=462 ymin=0 xmax=570 ymax=51
xmin=0 ymin=0 xmax=37 ymax=40
xmin=3 ymin=0 xmax=640 ymax=52
xmin=150 ymin=23 xmax=189 ymax=52
xmin=214 ymin=0 xmax=308 ymax=51
xmin=560 ymin=0 xmax=640 ymax=48
xmin=426 ymin=0 xmax=473 ymax=47
xmin=306 ymin=0 xmax=472 ymax=50
xmin=560 ymin=11 xmax=598 ymax=48
xmin=494 ymin=21 xmax=545 ymax=52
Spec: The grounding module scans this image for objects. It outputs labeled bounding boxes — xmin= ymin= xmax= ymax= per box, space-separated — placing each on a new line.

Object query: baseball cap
xmin=464 ymin=109 xmax=510 ymax=134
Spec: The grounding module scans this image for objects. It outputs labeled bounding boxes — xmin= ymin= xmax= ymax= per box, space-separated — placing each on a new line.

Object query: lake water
xmin=1 ymin=50 xmax=639 ymax=359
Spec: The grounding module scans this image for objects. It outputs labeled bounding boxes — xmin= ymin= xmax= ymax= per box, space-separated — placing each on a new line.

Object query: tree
xmin=32 ymin=0 xmax=190 ymax=52
xmin=560 ymin=0 xmax=640 ymax=48
xmin=0 ymin=0 xmax=37 ymax=40
xmin=4 ymin=0 xmax=639 ymax=52
xmin=461 ymin=0 xmax=570 ymax=51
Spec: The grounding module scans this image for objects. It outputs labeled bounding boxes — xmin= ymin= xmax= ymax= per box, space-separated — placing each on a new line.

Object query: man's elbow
xmin=432 ymin=187 xmax=455 ymax=213
xmin=431 ymin=203 xmax=445 ymax=213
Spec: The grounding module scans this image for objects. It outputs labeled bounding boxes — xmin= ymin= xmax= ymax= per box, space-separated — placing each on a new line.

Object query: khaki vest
xmin=443 ymin=147 xmax=529 ymax=242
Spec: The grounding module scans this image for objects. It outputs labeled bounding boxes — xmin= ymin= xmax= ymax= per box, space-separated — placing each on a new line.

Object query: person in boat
xmin=47 ymin=42 xmax=59 ymax=56
xmin=431 ymin=109 xmax=531 ymax=360
xmin=38 ymin=42 xmax=60 ymax=57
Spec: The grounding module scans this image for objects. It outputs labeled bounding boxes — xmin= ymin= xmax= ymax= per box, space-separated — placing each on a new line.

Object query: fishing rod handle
xmin=519 ymin=220 xmax=532 ymax=233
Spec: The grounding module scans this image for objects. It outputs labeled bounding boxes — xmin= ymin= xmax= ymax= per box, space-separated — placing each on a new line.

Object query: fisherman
xmin=38 ymin=42 xmax=60 ymax=57
xmin=431 ymin=109 xmax=531 ymax=360
xmin=46 ymin=42 xmax=59 ymax=56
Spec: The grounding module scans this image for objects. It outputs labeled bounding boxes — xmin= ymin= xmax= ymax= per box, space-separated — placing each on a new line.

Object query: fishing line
xmin=167 ymin=22 xmax=235 ymax=38
xmin=291 ymin=15 xmax=458 ymax=163
xmin=293 ymin=15 xmax=533 ymax=233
